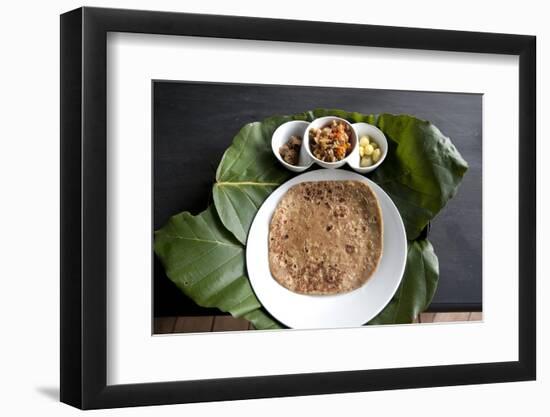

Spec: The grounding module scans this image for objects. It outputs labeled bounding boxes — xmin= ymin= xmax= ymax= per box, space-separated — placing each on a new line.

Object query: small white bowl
xmin=347 ymin=122 xmax=388 ymax=174
xmin=271 ymin=120 xmax=313 ymax=172
xmin=303 ymin=116 xmax=358 ymax=169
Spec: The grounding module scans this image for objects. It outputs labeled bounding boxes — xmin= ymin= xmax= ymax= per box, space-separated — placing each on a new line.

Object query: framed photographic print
xmin=60 ymin=6 xmax=536 ymax=409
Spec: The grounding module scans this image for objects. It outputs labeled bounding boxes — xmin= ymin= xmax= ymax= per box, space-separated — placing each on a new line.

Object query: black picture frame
xmin=60 ymin=6 xmax=536 ymax=410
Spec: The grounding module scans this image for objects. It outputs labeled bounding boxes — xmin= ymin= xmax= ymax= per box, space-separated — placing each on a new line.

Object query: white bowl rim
xmin=351 ymin=122 xmax=388 ymax=172
xmin=303 ymin=116 xmax=358 ymax=166
xmin=271 ymin=120 xmax=313 ymax=170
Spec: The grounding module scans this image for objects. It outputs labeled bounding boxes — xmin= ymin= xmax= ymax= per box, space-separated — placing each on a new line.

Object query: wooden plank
xmin=153 ymin=316 xmax=177 ymax=334
xmin=419 ymin=312 xmax=436 ymax=323
xmin=469 ymin=312 xmax=483 ymax=321
xmin=173 ymin=316 xmax=214 ymax=333
xmin=212 ymin=316 xmax=251 ymax=332
xmin=432 ymin=312 xmax=471 ymax=323
xmin=160 ymin=312 xmax=481 ymax=334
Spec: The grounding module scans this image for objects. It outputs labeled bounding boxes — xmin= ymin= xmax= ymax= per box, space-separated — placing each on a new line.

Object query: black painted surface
xmin=153 ymin=81 xmax=482 ymax=317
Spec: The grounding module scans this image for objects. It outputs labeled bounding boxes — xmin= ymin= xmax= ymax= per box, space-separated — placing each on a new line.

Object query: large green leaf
xmin=213 ymin=115 xmax=306 ymax=244
xmin=368 ymin=239 xmax=439 ymax=325
xmin=309 ymin=110 xmax=469 ymax=239
xmin=215 ymin=110 xmax=467 ymax=243
xmin=371 ymin=114 xmax=468 ymax=239
xmin=154 ymin=206 xmax=282 ymax=330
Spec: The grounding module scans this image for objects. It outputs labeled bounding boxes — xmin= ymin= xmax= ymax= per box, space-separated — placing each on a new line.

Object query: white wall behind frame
xmin=0 ymin=1 xmax=545 ymax=416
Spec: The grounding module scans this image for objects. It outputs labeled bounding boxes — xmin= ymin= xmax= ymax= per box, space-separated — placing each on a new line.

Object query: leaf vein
xmin=159 ymin=234 xmax=241 ymax=248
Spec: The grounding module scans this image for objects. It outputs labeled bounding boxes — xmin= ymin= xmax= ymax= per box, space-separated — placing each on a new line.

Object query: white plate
xmin=246 ymin=169 xmax=407 ymax=329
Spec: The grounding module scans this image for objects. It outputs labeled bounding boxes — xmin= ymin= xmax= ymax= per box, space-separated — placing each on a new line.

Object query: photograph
xmin=152 ymin=81 xmax=483 ymax=333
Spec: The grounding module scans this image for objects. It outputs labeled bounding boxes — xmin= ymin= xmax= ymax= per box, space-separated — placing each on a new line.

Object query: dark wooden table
xmin=154 ymin=312 xmax=483 ymax=334
xmin=153 ymin=81 xmax=482 ymax=318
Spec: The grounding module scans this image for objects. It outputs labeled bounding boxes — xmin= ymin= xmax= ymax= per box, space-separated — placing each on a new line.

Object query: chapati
xmin=268 ymin=180 xmax=383 ymax=295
